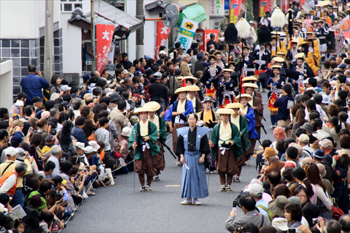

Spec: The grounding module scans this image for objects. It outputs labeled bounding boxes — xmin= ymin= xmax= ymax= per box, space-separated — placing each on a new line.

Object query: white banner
xmin=174 ymin=18 xmax=198 ymax=51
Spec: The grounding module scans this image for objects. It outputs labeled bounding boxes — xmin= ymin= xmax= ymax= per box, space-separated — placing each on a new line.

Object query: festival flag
xmin=259 ymin=0 xmax=269 ymax=17
xmin=96 ymin=24 xmax=115 ymax=74
xmin=267 ymin=92 xmax=278 ymax=111
xmin=155 ymin=21 xmax=171 ymax=60
xmin=298 ymin=83 xmax=305 ymax=94
xmin=174 ymin=18 xmax=198 ymax=51
xmin=229 ymin=0 xmax=241 ymax=23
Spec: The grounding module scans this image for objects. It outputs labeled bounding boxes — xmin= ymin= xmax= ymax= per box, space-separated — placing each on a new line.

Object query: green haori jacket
xmin=210 ymin=122 xmax=242 ymax=160
xmin=128 ymin=120 xmax=160 ymax=160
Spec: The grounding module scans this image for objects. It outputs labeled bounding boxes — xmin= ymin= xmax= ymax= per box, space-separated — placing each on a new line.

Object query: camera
xmin=56 ymin=193 xmax=63 ymax=200
xmin=312 ymin=218 xmax=319 ymax=224
xmin=288 ymin=229 xmax=296 ymax=233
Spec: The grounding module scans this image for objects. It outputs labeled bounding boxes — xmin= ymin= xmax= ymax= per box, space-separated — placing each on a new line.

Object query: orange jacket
xmin=0 ymin=171 xmax=17 ymax=196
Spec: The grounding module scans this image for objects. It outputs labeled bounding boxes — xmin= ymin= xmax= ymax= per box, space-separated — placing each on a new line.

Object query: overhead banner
xmin=259 ymin=0 xmax=269 ymax=17
xmin=96 ymin=24 xmax=115 ymax=74
xmin=229 ymin=0 xmax=241 ymax=23
xmin=155 ymin=21 xmax=171 ymax=59
xmin=174 ymin=18 xmax=198 ymax=51
xmin=210 ymin=0 xmax=225 ymax=16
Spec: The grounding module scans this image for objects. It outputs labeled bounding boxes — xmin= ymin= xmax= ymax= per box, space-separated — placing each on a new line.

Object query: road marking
xmin=165 ymin=185 xmax=180 ymax=187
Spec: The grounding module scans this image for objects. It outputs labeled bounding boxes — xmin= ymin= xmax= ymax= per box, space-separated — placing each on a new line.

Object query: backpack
xmin=332 ymin=206 xmax=345 ymax=220
xmin=257 ymin=204 xmax=273 ymax=221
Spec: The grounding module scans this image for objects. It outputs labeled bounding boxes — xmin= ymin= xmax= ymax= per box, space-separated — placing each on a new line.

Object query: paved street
xmin=63 ymin=93 xmax=274 ymax=233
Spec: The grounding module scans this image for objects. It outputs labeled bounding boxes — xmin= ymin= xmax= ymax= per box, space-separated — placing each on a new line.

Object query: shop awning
xmin=69 ymin=0 xmax=144 ymax=37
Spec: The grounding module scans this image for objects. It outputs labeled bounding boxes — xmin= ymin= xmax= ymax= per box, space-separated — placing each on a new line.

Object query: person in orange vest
xmin=0 ymin=162 xmax=27 ymax=198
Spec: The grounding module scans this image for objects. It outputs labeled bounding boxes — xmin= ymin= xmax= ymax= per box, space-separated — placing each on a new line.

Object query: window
xmin=60 ymin=0 xmax=82 ymax=12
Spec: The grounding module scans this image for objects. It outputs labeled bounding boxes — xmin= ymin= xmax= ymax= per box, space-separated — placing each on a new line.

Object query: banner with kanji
xmin=210 ymin=0 xmax=225 ymax=16
xmin=229 ymin=0 xmax=241 ymax=23
xmin=259 ymin=0 xmax=269 ymax=17
xmin=174 ymin=18 xmax=198 ymax=51
xmin=96 ymin=24 xmax=115 ymax=74
xmin=155 ymin=21 xmax=171 ymax=59
xmin=282 ymin=0 xmax=289 ymax=12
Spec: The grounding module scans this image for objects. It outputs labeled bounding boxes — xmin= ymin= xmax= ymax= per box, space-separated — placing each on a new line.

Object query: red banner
xmin=229 ymin=0 xmax=241 ymax=23
xmin=268 ymin=92 xmax=278 ymax=111
xmin=205 ymin=29 xmax=219 ymax=51
xmin=155 ymin=21 xmax=171 ymax=59
xmin=282 ymin=0 xmax=289 ymax=12
xmin=96 ymin=24 xmax=115 ymax=74
xmin=259 ymin=0 xmax=269 ymax=17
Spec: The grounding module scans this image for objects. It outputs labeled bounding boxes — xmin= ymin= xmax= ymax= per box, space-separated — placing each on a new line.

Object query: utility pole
xmin=91 ymin=0 xmax=95 ymax=71
xmin=136 ymin=0 xmax=144 ymax=59
xmin=44 ymin=0 xmax=54 ymax=82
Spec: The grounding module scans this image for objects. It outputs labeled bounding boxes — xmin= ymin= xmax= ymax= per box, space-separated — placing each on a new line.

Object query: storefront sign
xmin=210 ymin=0 xmax=225 ymax=16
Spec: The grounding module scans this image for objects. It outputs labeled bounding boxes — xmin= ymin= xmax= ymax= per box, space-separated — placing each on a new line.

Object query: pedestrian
xmin=20 ymin=65 xmax=49 ymax=105
xmin=176 ymin=113 xmax=211 ymax=205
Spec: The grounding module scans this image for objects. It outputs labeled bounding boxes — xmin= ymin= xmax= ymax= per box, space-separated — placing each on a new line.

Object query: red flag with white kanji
xmin=96 ymin=24 xmax=115 ymax=74
xmin=155 ymin=21 xmax=171 ymax=59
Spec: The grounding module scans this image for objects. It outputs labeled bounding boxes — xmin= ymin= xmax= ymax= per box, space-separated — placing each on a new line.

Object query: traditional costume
xmin=165 ymin=87 xmax=194 ymax=162
xmin=176 ymin=125 xmax=211 ymax=204
xmin=217 ymin=68 xmax=236 ymax=108
xmin=210 ymin=108 xmax=242 ymax=191
xmin=201 ymin=55 xmax=222 ymax=98
xmin=144 ymin=101 xmax=167 ymax=181
xmin=129 ymin=107 xmax=160 ymax=192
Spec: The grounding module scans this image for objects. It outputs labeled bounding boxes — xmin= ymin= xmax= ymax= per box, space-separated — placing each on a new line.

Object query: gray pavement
xmin=63 ymin=93 xmax=275 ymax=233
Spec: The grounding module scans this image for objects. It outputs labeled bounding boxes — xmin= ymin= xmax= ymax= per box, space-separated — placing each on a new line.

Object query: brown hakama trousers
xmin=134 ymin=148 xmax=157 ymax=177
xmin=172 ymin=123 xmax=187 ymax=156
xmin=216 ymin=149 xmax=239 ymax=175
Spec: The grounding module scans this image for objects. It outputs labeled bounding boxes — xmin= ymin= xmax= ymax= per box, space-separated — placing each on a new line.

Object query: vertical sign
xmin=211 ymin=0 xmax=225 ymax=16
xmin=155 ymin=21 xmax=171 ymax=59
xmin=229 ymin=0 xmax=241 ymax=23
xmin=96 ymin=24 xmax=115 ymax=74
xmin=259 ymin=0 xmax=269 ymax=17
xmin=174 ymin=18 xmax=199 ymax=51
xmin=224 ymin=0 xmax=230 ymax=15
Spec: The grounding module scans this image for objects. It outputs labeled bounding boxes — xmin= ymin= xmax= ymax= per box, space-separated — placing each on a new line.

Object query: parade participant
xmin=228 ymin=62 xmax=239 ymax=88
xmin=252 ymin=43 xmax=271 ymax=81
xmin=214 ymin=51 xmax=225 ymax=69
xmin=186 ymin=85 xmax=203 ymax=113
xmin=176 ymin=113 xmax=211 ymax=205
xmin=235 ymin=94 xmax=259 ymax=165
xmin=286 ymin=39 xmax=300 ymax=63
xmin=237 ymin=46 xmax=255 ymax=78
xmin=292 ymin=53 xmax=315 ymax=87
xmin=201 ymin=55 xmax=222 ymax=100
xmin=267 ymin=65 xmax=284 ymax=128
xmin=197 ymin=97 xmax=218 ymax=128
xmin=331 ymin=18 xmax=344 ymax=55
xmin=242 ymin=77 xmax=262 ymax=99
xmin=314 ymin=20 xmax=329 ymax=60
xmin=243 ymin=83 xmax=264 ymax=138
xmin=270 ymin=33 xmax=286 ymax=58
xmin=225 ymin=103 xmax=251 ymax=182
xmin=129 ymin=106 xmax=160 ymax=192
xmin=165 ymin=86 xmax=194 ymax=165
xmin=143 ymin=101 xmax=167 ymax=181
xmin=217 ymin=68 xmax=236 ymax=108
xmin=298 ymin=41 xmax=319 ymax=76
xmin=210 ymin=108 xmax=242 ymax=190
xmin=260 ymin=12 xmax=271 ymax=29
xmin=148 ymin=72 xmax=169 ymax=114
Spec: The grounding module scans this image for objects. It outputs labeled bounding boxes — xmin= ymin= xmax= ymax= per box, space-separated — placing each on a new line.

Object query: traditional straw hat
xmin=143 ymin=101 xmax=161 ymax=112
xmin=243 ymin=83 xmax=259 ymax=89
xmin=186 ymin=85 xmax=200 ymax=92
xmin=298 ymin=40 xmax=308 ymax=46
xmin=134 ymin=107 xmax=149 ymax=114
xmin=235 ymin=94 xmax=253 ymax=101
xmin=216 ymin=108 xmax=234 ymax=115
xmin=273 ymin=57 xmax=285 ymax=63
xmin=276 ymin=52 xmax=285 ymax=56
xmin=174 ymin=86 xmax=189 ymax=94
xmin=223 ymin=68 xmax=234 ymax=73
xmin=182 ymin=76 xmax=197 ymax=84
xmin=242 ymin=76 xmax=258 ymax=82
xmin=295 ymin=53 xmax=305 ymax=59
xmin=271 ymin=65 xmax=282 ymax=70
xmin=225 ymin=103 xmax=243 ymax=109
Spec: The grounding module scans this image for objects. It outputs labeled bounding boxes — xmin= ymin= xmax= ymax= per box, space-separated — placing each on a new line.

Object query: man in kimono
xmin=209 ymin=108 xmax=242 ymax=192
xmin=143 ymin=101 xmax=167 ymax=181
xmin=197 ymin=97 xmax=218 ymax=128
xmin=176 ymin=113 xmax=211 ymax=205
xmin=129 ymin=106 xmax=160 ymax=192
xmin=235 ymin=94 xmax=259 ymax=165
xmin=186 ymin=85 xmax=203 ymax=114
xmin=165 ymin=86 xmax=194 ymax=166
xmin=225 ymin=103 xmax=251 ymax=182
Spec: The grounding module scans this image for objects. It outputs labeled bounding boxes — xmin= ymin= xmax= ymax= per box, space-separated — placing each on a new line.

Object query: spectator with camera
xmin=225 ymin=195 xmax=271 ymax=232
